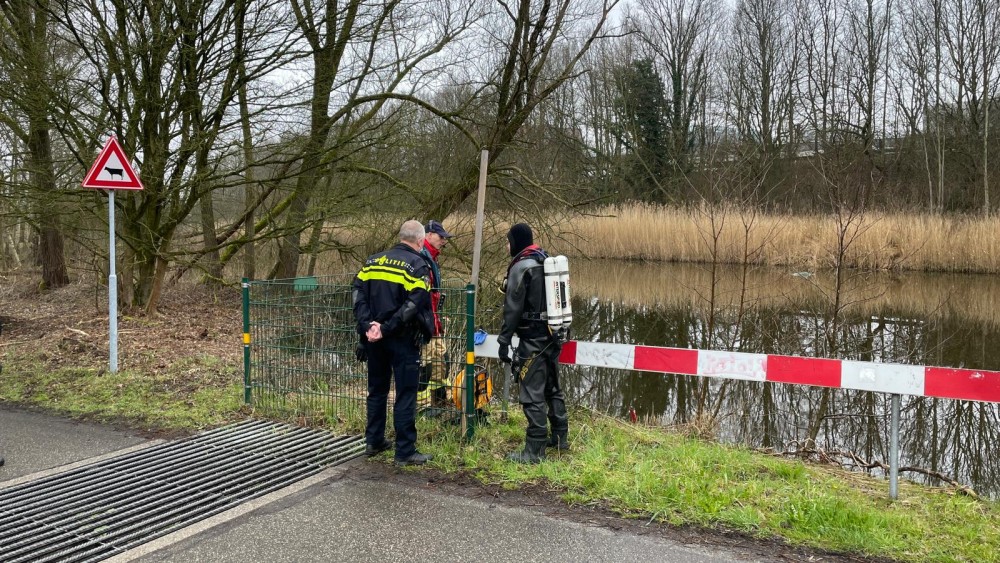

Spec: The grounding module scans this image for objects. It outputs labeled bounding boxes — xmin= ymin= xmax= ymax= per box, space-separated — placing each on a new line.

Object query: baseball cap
xmin=425 ymin=220 xmax=453 ymax=238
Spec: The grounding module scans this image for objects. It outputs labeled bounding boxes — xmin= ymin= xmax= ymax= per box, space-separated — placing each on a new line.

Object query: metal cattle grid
xmin=0 ymin=419 xmax=364 ymax=562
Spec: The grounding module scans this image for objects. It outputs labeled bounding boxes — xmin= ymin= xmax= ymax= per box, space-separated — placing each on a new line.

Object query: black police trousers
xmin=365 ymin=333 xmax=421 ymax=459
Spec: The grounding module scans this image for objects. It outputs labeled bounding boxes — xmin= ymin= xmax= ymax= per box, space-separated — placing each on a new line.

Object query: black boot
xmin=507 ymin=438 xmax=547 ymax=464
xmin=546 ymin=394 xmax=569 ymax=450
xmin=546 ymin=429 xmax=569 ymax=451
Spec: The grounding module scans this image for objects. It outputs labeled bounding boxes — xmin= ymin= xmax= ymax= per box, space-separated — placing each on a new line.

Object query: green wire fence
xmin=241 ymin=276 xmax=483 ymax=435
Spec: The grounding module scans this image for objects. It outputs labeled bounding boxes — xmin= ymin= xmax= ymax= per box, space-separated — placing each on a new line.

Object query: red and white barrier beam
xmin=475 ymin=335 xmax=1000 ymax=404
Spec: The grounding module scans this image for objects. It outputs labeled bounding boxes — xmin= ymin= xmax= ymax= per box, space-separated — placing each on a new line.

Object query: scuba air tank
xmin=544 ymin=255 xmax=572 ymax=339
xmin=543 ymin=257 xmax=563 ymax=329
xmin=554 ymin=255 xmax=572 ymax=330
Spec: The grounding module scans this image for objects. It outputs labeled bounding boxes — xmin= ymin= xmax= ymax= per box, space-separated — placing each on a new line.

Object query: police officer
xmin=497 ymin=223 xmax=569 ymax=463
xmin=354 ymin=220 xmax=436 ymax=466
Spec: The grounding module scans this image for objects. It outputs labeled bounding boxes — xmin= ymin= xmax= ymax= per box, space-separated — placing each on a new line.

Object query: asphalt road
xmin=0 ymin=405 xmax=151 ymax=482
xmin=1 ymin=406 xmax=758 ymax=563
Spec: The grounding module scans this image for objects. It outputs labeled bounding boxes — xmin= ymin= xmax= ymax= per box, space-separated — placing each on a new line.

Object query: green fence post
xmin=464 ymin=283 xmax=476 ymax=439
xmin=242 ymin=278 xmax=252 ymax=405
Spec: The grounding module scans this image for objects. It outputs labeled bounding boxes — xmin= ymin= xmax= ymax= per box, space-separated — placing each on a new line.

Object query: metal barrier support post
xmin=242 ymin=278 xmax=252 ymax=405
xmin=890 ymin=393 xmax=900 ymax=499
xmin=501 ymin=363 xmax=511 ymax=422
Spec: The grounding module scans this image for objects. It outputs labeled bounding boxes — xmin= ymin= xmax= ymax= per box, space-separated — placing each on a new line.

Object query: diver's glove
xmin=498 ymin=342 xmax=512 ymax=364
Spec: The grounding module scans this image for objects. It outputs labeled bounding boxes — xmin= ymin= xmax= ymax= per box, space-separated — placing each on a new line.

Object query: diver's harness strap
xmin=521 ymin=311 xmax=547 ymax=321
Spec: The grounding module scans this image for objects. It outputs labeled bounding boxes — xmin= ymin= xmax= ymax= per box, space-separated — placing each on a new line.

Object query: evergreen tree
xmin=615 ymin=58 xmax=671 ymax=202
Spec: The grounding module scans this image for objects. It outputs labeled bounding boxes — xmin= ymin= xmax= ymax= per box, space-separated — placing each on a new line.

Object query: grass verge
xmin=0 ymin=352 xmax=246 ymax=431
xmin=415 ymin=408 xmax=1000 ymax=563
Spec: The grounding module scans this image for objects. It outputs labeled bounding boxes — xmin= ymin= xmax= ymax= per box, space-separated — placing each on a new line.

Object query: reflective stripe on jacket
xmin=353 ymin=243 xmax=434 ymax=340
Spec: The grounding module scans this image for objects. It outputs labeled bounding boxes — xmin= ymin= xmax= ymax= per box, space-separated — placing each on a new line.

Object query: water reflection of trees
xmin=565 ymin=295 xmax=1000 ymax=497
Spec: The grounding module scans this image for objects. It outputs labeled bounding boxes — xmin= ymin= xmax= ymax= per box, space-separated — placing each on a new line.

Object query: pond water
xmin=560 ymin=259 xmax=1000 ymax=498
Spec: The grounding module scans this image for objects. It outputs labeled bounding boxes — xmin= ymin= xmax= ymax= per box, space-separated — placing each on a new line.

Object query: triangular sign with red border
xmin=82 ymin=137 xmax=143 ymax=190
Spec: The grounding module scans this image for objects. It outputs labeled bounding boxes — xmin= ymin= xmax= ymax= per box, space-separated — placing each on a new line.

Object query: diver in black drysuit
xmin=497 ymin=223 xmax=569 ymax=463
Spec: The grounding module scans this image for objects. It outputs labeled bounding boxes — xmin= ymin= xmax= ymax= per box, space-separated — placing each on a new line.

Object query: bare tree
xmin=724 ymin=0 xmax=798 ymax=160
xmin=894 ymin=0 xmax=937 ymax=208
xmin=53 ymin=0 xmax=296 ymax=311
xmin=0 ymin=0 xmax=70 ymax=289
xmin=940 ymin=0 xmax=1000 ymax=214
xmin=269 ymin=0 xmax=474 ymax=279
xmin=793 ymin=0 xmax=843 ymax=152
xmin=842 ymin=0 xmax=893 ymax=157
xmin=930 ymin=0 xmax=946 ymax=210
xmin=415 ymin=0 xmax=622 ymax=222
xmin=633 ymin=0 xmax=722 ymax=192
xmin=235 ymin=0 xmax=258 ymax=280
xmin=574 ymin=38 xmax=640 ymax=203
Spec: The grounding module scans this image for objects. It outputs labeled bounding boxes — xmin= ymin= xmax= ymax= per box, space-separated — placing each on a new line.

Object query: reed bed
xmin=549 ymin=203 xmax=1000 ymax=274
xmin=220 ymin=205 xmax=1000 ymax=282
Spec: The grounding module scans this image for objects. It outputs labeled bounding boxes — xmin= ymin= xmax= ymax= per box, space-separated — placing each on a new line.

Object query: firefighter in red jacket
xmin=418 ymin=220 xmax=453 ymax=409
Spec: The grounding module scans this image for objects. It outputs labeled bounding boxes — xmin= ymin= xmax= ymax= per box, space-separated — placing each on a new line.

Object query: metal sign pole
xmin=83 ymin=136 xmax=142 ymax=373
xmin=108 ymin=190 xmax=118 ymax=373
xmin=889 ymin=393 xmax=900 ymax=499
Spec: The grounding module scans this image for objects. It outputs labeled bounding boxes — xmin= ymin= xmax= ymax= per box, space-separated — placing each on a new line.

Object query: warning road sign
xmin=82 ymin=137 xmax=143 ymax=190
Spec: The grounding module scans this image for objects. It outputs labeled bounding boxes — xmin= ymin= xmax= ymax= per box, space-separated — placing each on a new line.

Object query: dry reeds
xmin=223 ymin=205 xmax=1000 ymax=281
xmin=550 ymin=203 xmax=1000 ymax=274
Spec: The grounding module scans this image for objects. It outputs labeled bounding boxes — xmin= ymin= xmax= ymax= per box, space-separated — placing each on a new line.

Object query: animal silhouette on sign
xmin=104 ymin=166 xmax=124 ymax=180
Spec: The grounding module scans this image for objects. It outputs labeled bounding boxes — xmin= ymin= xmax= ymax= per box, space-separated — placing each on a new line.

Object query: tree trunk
xmin=39 ymin=224 xmax=69 ymax=289
xmin=272 ymin=9 xmax=340 ymax=280
xmin=145 ymin=254 xmax=170 ymax=316
xmin=6 ymin=0 xmax=70 ymax=289
xmin=274 ymin=190 xmax=311 ymax=279
xmin=29 ymin=123 xmax=69 ymax=290
xmin=199 ymin=189 xmax=223 ymax=283
xmin=985 ymin=98 xmax=990 ymax=216
xmin=305 ymin=213 xmax=325 ymax=277
xmin=28 ymin=125 xmax=69 ymax=289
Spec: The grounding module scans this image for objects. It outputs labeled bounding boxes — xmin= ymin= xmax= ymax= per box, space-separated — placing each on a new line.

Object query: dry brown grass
xmin=214 ymin=205 xmax=1000 ymax=284
xmin=546 ymin=203 xmax=1000 ymax=274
